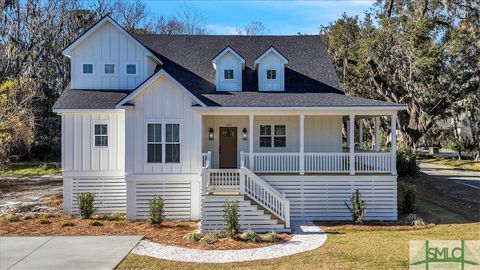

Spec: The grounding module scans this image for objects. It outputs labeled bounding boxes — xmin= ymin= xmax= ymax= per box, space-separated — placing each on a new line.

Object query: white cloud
xmin=206 ymin=23 xmax=238 ymax=35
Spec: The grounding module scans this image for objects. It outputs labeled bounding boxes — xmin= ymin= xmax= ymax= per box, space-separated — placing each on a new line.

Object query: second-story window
xmin=94 ymin=124 xmax=108 ymax=147
xmin=126 ymin=64 xmax=136 ymax=75
xmin=224 ymin=69 xmax=234 ymax=80
xmin=104 ymin=64 xmax=115 ymax=74
xmin=267 ymin=69 xmax=277 ymax=80
xmin=83 ymin=64 xmax=93 ymax=74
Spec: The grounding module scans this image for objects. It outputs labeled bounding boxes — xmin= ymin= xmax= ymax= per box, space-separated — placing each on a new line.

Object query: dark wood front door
xmin=219 ymin=127 xmax=237 ymax=168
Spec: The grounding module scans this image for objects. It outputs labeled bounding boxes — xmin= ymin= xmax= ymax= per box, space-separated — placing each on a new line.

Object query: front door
xmin=219 ymin=127 xmax=237 ymax=168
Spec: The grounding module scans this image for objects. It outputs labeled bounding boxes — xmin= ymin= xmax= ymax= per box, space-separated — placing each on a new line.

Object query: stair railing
xmin=240 ymin=165 xmax=290 ymax=228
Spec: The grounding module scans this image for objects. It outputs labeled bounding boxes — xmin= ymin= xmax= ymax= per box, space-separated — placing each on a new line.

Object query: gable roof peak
xmin=254 ymin=46 xmax=289 ymax=68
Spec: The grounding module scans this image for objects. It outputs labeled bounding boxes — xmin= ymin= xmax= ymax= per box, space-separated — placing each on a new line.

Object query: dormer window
xmin=255 ymin=47 xmax=288 ymax=91
xmin=224 ymin=69 xmax=234 ymax=80
xmin=267 ymin=70 xmax=277 ymax=80
xmin=212 ymin=47 xmax=245 ymax=91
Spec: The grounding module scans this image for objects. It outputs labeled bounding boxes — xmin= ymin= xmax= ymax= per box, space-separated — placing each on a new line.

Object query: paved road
xmin=420 ymin=162 xmax=480 ymax=189
xmin=0 ymin=236 xmax=142 ymax=270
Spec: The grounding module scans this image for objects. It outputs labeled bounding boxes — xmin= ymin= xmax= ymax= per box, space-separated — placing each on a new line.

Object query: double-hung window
xmin=259 ymin=125 xmax=286 ymax=148
xmin=94 ymin=124 xmax=108 ymax=147
xmin=147 ymin=123 xmax=180 ymax=163
xmin=266 ymin=69 xmax=277 ymax=80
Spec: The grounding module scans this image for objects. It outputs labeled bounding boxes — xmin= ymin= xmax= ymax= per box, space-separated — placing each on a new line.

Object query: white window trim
xmin=82 ymin=63 xmax=94 ymax=76
xmin=92 ymin=121 xmax=109 ymax=149
xmin=125 ymin=62 xmax=138 ymax=76
xmin=145 ymin=121 xmax=182 ymax=165
xmin=103 ymin=63 xmax=116 ymax=76
xmin=259 ymin=124 xmax=286 ymax=148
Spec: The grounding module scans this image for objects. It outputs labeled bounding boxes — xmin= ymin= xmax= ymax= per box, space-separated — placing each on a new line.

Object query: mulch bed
xmin=316 ymin=221 xmax=435 ymax=232
xmin=0 ymin=197 xmax=291 ymax=250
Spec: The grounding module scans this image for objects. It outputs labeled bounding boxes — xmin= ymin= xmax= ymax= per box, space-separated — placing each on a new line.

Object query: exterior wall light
xmin=242 ymin=128 xmax=248 ymax=140
xmin=208 ymin=128 xmax=214 ymax=140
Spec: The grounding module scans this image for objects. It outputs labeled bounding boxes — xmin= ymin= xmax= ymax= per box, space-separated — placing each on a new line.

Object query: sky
xmin=143 ymin=0 xmax=375 ymax=35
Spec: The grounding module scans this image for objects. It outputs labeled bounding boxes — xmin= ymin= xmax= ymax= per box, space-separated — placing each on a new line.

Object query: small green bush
xmin=77 ymin=192 xmax=96 ymax=219
xmin=267 ymin=231 xmax=279 ymax=242
xmin=240 ymin=229 xmax=261 ymax=243
xmin=89 ymin=220 xmax=104 ymax=226
xmin=38 ymin=216 xmax=51 ymax=224
xmin=344 ymin=189 xmax=367 ymax=225
xmin=199 ymin=233 xmax=218 ymax=244
xmin=183 ymin=231 xmax=201 ymax=242
xmin=223 ymin=200 xmax=240 ymax=238
xmin=400 ymin=182 xmax=416 ymax=214
xmin=6 ymin=213 xmax=17 ymax=222
xmin=148 ymin=195 xmax=165 ymax=225
xmin=397 ymin=149 xmax=419 ymax=177
xmin=109 ymin=212 xmax=122 ymax=221
xmin=60 ymin=220 xmax=75 ymax=227
xmin=403 ymin=214 xmax=425 ymax=226
xmin=113 ymin=221 xmax=126 ymax=227
xmin=210 ymin=230 xmax=225 ymax=239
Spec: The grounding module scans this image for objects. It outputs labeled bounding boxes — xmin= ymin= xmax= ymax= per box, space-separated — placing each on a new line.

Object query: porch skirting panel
xmin=125 ymin=175 xmax=201 ymax=221
xmin=64 ymin=177 xmax=127 ymax=215
xmin=260 ymin=175 xmax=398 ymax=221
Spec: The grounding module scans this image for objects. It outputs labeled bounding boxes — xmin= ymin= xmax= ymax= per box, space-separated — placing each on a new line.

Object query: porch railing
xmin=241 ymin=151 xmax=393 ymax=174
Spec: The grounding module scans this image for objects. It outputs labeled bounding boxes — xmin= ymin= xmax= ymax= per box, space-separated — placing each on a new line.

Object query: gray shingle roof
xmin=201 ymin=92 xmax=400 ymax=107
xmin=132 ymin=34 xmax=347 ymax=106
xmin=54 ymin=32 xmax=404 ymax=109
xmin=52 ymin=89 xmax=130 ymax=110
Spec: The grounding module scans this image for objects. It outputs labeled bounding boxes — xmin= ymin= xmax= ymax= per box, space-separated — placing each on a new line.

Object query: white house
xmin=53 ymin=16 xmax=406 ymax=232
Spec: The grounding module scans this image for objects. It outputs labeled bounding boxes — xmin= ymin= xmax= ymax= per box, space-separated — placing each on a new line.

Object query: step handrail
xmin=240 ymin=166 xmax=290 ymax=228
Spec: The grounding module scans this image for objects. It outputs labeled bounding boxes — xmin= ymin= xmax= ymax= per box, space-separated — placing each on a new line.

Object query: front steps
xmin=200 ymin=195 xmax=290 ymax=233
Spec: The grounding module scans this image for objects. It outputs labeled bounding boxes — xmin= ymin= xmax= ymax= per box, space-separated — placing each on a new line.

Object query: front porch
xmin=201 ymin=113 xmax=398 ymax=175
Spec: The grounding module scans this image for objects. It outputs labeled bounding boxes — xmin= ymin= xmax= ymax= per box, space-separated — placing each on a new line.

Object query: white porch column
xmin=349 ymin=115 xmax=355 ymax=175
xmin=249 ymin=114 xmax=254 ymax=170
xmin=359 ymin=119 xmax=363 ymax=149
xmin=374 ymin=117 xmax=380 ymax=151
xmin=299 ymin=114 xmax=305 ymax=175
xmin=391 ymin=114 xmax=397 ymax=175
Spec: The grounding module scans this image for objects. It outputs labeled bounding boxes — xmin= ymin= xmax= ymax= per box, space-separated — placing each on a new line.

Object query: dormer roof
xmin=254 ymin=46 xmax=289 ymax=69
xmin=211 ymin=46 xmax=246 ymax=69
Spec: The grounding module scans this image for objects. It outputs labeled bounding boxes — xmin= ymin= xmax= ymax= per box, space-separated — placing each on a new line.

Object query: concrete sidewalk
xmin=0 ymin=236 xmax=142 ymax=270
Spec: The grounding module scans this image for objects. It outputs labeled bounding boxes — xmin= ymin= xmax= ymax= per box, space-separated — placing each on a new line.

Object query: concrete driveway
xmin=420 ymin=162 xmax=480 ymax=189
xmin=0 ymin=236 xmax=142 ymax=270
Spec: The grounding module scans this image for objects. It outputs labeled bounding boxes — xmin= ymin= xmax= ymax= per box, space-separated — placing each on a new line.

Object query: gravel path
xmin=132 ymin=221 xmax=327 ymax=263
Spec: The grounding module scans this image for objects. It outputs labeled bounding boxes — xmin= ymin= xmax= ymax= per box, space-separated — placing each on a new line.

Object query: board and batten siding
xmin=61 ymin=112 xmax=125 ymax=174
xmin=70 ymin=22 xmax=156 ymax=89
xmin=258 ymin=51 xmax=285 ymax=91
xmin=215 ymin=51 xmax=242 ymax=91
xmin=124 ymin=75 xmax=202 ymax=175
xmin=261 ymin=175 xmax=397 ymax=221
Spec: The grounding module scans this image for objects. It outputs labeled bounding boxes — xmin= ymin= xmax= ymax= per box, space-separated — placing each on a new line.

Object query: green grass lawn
xmin=0 ymin=162 xmax=61 ymax=177
xmin=421 ymin=157 xmax=480 ymax=171
xmin=116 ymin=199 xmax=480 ymax=270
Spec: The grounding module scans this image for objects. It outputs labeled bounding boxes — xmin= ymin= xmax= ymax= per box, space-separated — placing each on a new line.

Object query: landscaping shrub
xmin=60 ymin=220 xmax=75 ymax=227
xmin=183 ymin=231 xmax=201 ymax=242
xmin=89 ymin=220 xmax=104 ymax=226
xmin=267 ymin=231 xmax=279 ymax=242
xmin=77 ymin=192 xmax=96 ymax=219
xmin=223 ymin=200 xmax=240 ymax=238
xmin=240 ymin=229 xmax=261 ymax=243
xmin=210 ymin=230 xmax=226 ymax=238
xmin=38 ymin=216 xmax=51 ymax=224
xmin=400 ymin=182 xmax=416 ymax=214
xmin=344 ymin=190 xmax=367 ymax=225
xmin=113 ymin=221 xmax=126 ymax=227
xmin=397 ymin=149 xmax=419 ymax=177
xmin=199 ymin=233 xmax=218 ymax=244
xmin=109 ymin=212 xmax=122 ymax=221
xmin=403 ymin=214 xmax=425 ymax=226
xmin=148 ymin=195 xmax=165 ymax=225
xmin=6 ymin=213 xmax=17 ymax=222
